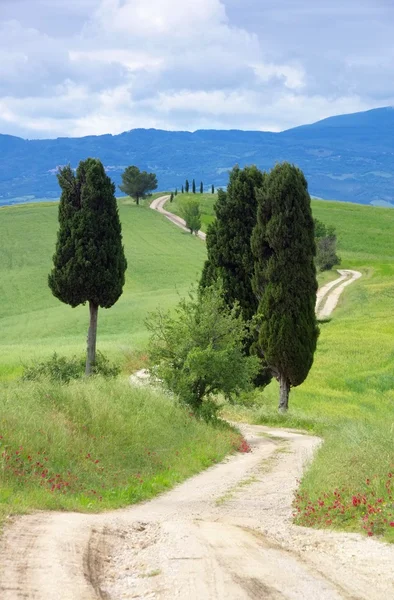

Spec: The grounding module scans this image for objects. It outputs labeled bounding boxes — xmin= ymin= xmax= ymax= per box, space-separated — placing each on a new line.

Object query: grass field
xmin=2 ymin=194 xmax=394 ymax=540
xmin=0 ymin=197 xmax=206 ymax=378
xmin=0 ymin=377 xmax=241 ymax=521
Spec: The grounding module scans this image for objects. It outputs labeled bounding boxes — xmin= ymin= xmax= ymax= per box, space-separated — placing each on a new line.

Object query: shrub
xmin=181 ymin=200 xmax=201 ymax=234
xmin=146 ymin=285 xmax=259 ymax=420
xmin=22 ymin=352 xmax=120 ymax=383
xmin=314 ymin=218 xmax=341 ymax=271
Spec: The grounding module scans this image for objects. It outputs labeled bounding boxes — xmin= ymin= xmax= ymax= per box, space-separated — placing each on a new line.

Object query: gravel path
xmin=1 ymin=424 xmax=393 ymax=599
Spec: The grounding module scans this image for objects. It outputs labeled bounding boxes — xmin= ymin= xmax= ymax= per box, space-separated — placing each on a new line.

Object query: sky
xmin=1 ymin=0 xmax=393 ymax=138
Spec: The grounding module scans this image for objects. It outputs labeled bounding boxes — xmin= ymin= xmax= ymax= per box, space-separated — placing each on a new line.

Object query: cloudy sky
xmin=1 ymin=0 xmax=393 ymax=138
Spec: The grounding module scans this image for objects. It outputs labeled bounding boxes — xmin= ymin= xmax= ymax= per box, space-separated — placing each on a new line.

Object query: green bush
xmin=147 ymin=285 xmax=259 ymax=419
xmin=22 ymin=352 xmax=120 ymax=383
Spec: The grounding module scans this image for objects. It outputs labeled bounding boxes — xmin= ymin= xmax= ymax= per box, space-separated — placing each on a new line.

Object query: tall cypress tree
xmin=181 ymin=185 xmax=184 ymax=194
xmin=200 ymin=165 xmax=270 ymax=386
xmin=201 ymin=165 xmax=264 ymax=321
xmin=192 ymin=179 xmax=196 ymax=194
xmin=48 ymin=159 xmax=127 ymax=375
xmin=251 ymin=162 xmax=319 ymax=411
xmin=200 ymin=181 xmax=203 ymax=194
xmin=211 ymin=184 xmax=215 ymax=194
xmin=185 ymin=180 xmax=189 ymax=193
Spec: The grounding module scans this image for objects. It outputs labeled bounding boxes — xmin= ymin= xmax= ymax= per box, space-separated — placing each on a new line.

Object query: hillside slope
xmin=1 ymin=107 xmax=393 ymax=206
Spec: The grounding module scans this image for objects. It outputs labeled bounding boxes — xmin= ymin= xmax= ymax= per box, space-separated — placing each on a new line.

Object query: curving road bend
xmin=1 ymin=423 xmax=394 ymax=599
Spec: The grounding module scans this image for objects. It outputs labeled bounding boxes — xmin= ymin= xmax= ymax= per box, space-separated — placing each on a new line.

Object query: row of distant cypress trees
xmin=179 ymin=180 xmax=215 ymax=194
xmin=200 ymin=163 xmax=318 ymax=411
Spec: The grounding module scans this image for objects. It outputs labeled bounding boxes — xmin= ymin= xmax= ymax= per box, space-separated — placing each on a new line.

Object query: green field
xmin=0 ymin=198 xmax=206 ymax=378
xmin=1 ymin=194 xmax=394 ymax=540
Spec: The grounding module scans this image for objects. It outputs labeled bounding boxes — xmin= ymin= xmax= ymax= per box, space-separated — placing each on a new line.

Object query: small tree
xmin=49 ymin=159 xmax=127 ymax=375
xmin=181 ymin=185 xmax=184 ymax=194
xmin=147 ymin=285 xmax=259 ymax=419
xmin=170 ymin=192 xmax=174 ymax=202
xmin=175 ymin=188 xmax=178 ymax=196
xmin=192 ymin=179 xmax=196 ymax=194
xmin=185 ymin=180 xmax=189 ymax=193
xmin=119 ymin=166 xmax=158 ymax=205
xmin=200 ymin=181 xmax=204 ymax=194
xmin=211 ymin=184 xmax=215 ymax=194
xmin=314 ymin=219 xmax=341 ymax=271
xmin=251 ymin=162 xmax=319 ymax=412
xmin=181 ymin=200 xmax=201 ymax=234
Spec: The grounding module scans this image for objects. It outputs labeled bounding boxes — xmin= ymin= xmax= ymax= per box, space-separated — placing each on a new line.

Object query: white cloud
xmin=0 ymin=0 xmax=393 ymax=138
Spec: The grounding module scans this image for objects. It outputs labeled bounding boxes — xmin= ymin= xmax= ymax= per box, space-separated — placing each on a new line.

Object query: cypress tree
xmin=175 ymin=188 xmax=178 ymax=196
xmin=200 ymin=165 xmax=270 ymax=386
xmin=200 ymin=181 xmax=203 ymax=194
xmin=251 ymin=162 xmax=319 ymax=411
xmin=192 ymin=179 xmax=196 ymax=194
xmin=185 ymin=180 xmax=189 ymax=193
xmin=48 ymin=159 xmax=127 ymax=375
xmin=201 ymin=165 xmax=264 ymax=321
xmin=181 ymin=185 xmax=184 ymax=194
xmin=211 ymin=184 xmax=215 ymax=194
xmin=170 ymin=192 xmax=174 ymax=202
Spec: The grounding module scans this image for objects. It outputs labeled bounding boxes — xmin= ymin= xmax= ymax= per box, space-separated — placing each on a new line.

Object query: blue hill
xmin=1 ymin=107 xmax=393 ymax=206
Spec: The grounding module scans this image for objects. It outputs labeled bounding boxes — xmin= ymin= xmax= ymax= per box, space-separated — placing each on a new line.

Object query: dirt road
xmin=1 ymin=424 xmax=393 ymax=599
xmin=150 ymin=195 xmax=206 ymax=240
xmin=316 ymin=270 xmax=362 ymax=318
xmin=0 ymin=199 xmax=374 ymax=599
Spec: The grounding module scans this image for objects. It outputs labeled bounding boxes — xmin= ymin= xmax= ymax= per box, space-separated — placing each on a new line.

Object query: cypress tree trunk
xmin=278 ymin=373 xmax=290 ymax=412
xmin=86 ymin=301 xmax=99 ymax=376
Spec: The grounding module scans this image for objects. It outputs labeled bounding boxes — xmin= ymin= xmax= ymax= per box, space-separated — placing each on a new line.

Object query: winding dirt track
xmin=0 ymin=199 xmax=381 ymax=600
xmin=2 ymin=424 xmax=394 ymax=599
xmin=151 ymin=195 xmax=362 ymax=320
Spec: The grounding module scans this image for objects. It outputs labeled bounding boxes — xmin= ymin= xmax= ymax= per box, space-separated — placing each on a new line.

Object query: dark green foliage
xmin=251 ymin=162 xmax=319 ymax=410
xmin=48 ymin=159 xmax=127 ymax=373
xmin=314 ymin=219 xmax=341 ymax=271
xmin=181 ymin=200 xmax=201 ymax=234
xmin=181 ymin=185 xmax=184 ymax=193
xmin=200 ymin=181 xmax=203 ymax=194
xmin=192 ymin=179 xmax=196 ymax=194
xmin=211 ymin=184 xmax=215 ymax=194
xmin=119 ymin=165 xmax=158 ymax=205
xmin=170 ymin=192 xmax=174 ymax=202
xmin=201 ymin=165 xmax=265 ymax=321
xmin=147 ymin=285 xmax=259 ymax=419
xmin=49 ymin=160 xmax=127 ymax=309
xmin=175 ymin=188 xmax=178 ymax=196
xmin=22 ymin=352 xmax=120 ymax=383
xmin=201 ymin=165 xmax=270 ymax=387
xmin=185 ymin=180 xmax=189 ymax=193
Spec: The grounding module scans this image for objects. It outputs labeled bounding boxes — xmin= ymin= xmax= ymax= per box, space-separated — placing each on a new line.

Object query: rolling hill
xmin=1 ymin=106 xmax=393 ymax=206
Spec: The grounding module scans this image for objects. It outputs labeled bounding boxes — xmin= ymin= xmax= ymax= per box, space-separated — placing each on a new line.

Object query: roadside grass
xmin=166 ymin=193 xmax=216 ymax=232
xmin=0 ymin=198 xmax=206 ymax=378
xmin=0 ymin=377 xmax=241 ymax=523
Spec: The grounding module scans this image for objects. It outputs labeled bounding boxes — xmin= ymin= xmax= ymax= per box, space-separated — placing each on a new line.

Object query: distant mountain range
xmin=1 ymin=107 xmax=393 ymax=207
